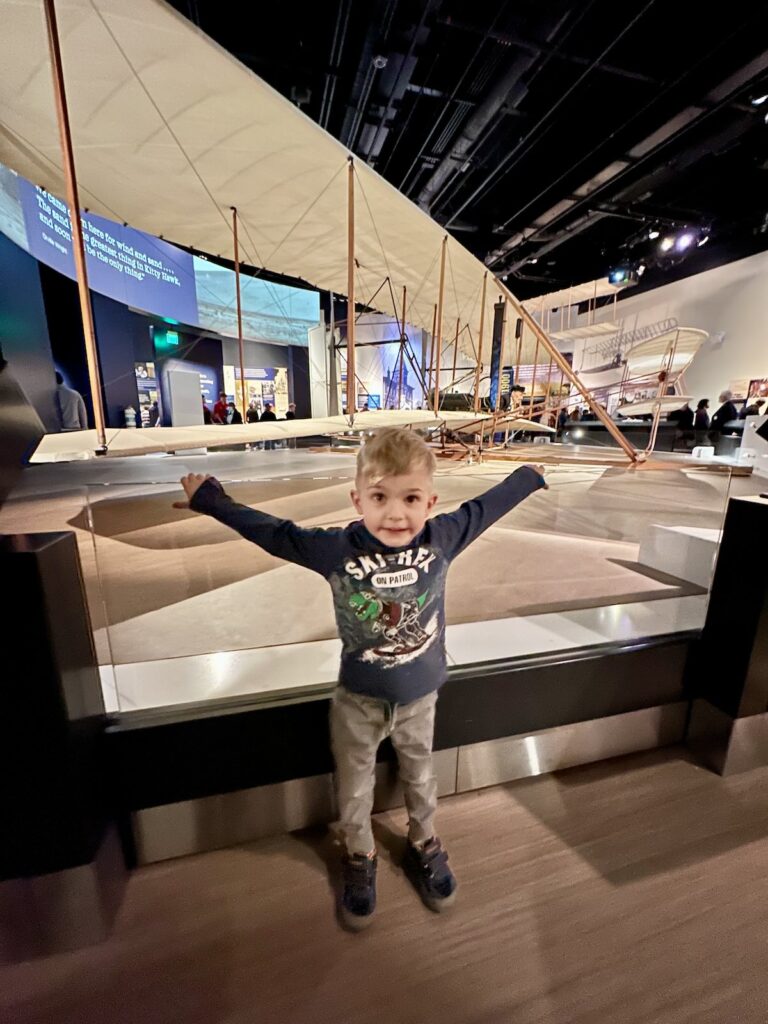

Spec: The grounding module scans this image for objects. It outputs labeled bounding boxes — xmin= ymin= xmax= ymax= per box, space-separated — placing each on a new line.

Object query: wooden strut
xmin=43 ymin=0 xmax=107 ymax=448
xmin=398 ymin=285 xmax=407 ymax=409
xmin=433 ymin=236 xmax=448 ymax=413
xmin=496 ymin=279 xmax=640 ymax=462
xmin=231 ymin=207 xmax=247 ymax=419
xmin=427 ymin=303 xmax=438 ymax=405
xmin=473 ymin=272 xmax=487 ymax=414
xmin=644 ymin=329 xmax=680 ymax=456
xmin=544 ymin=356 xmax=554 ymax=420
xmin=346 ymin=157 xmax=356 ymax=414
xmin=528 ymin=336 xmax=540 ymax=421
xmin=451 ymin=318 xmax=460 ymax=390
xmin=328 ymin=292 xmax=339 ymax=416
xmin=556 ymin=367 xmax=566 ymax=423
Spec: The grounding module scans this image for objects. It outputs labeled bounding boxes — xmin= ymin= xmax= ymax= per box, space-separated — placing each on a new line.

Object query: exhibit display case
xmin=0 ymin=447 xmax=753 ymax=718
xmin=4 ymin=444 xmax=765 ymax=866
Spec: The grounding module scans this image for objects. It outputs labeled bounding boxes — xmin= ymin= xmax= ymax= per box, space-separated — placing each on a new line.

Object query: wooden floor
xmin=4 ymin=747 xmax=768 ymax=1024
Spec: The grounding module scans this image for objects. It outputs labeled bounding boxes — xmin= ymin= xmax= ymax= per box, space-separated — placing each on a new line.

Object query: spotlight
xmin=656 ymin=227 xmax=709 ymax=262
xmin=648 ymin=229 xmax=660 ymax=240
xmin=637 ymin=263 xmax=646 ymax=276
xmin=608 ymin=266 xmax=633 ymax=285
xmin=528 ymin=257 xmax=538 ymax=264
xmin=752 ymin=94 xmax=768 ymax=106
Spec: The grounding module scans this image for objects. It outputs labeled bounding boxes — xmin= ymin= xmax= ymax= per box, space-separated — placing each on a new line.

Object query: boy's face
xmin=351 ymin=469 xmax=437 ymax=547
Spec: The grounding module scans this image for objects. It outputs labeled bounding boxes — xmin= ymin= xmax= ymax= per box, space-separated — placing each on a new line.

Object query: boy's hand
xmin=527 ymin=464 xmax=548 ymax=488
xmin=173 ymin=473 xmax=210 ymax=509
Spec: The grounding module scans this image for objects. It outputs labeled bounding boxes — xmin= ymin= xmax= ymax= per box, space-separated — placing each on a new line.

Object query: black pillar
xmin=488 ymin=299 xmax=506 ymax=410
xmin=0 ymin=532 xmax=126 ymax=960
xmin=687 ymin=496 xmax=768 ymax=774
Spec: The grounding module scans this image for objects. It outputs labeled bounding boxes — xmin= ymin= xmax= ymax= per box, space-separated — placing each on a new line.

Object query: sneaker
xmin=340 ymin=853 xmax=377 ymax=930
xmin=403 ymin=837 xmax=457 ymax=912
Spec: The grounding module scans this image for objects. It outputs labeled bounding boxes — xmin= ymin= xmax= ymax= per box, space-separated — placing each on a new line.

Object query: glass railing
xmin=4 ymin=443 xmax=763 ymax=718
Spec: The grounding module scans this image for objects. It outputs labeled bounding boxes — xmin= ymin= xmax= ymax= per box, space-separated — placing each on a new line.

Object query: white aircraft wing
xmin=30 ymin=409 xmax=497 ymax=461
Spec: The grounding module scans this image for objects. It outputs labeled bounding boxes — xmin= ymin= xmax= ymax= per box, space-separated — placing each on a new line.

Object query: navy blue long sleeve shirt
xmin=190 ymin=466 xmax=545 ymax=704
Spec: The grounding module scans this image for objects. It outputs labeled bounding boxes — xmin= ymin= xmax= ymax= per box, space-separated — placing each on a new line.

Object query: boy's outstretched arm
xmin=174 ymin=473 xmax=340 ymax=576
xmin=430 ymin=464 xmax=547 ymax=560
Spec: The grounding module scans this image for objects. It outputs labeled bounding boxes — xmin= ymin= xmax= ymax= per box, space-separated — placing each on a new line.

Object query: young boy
xmin=176 ymin=428 xmax=546 ymax=928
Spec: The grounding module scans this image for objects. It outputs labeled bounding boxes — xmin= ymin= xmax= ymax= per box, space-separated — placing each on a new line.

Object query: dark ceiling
xmin=170 ymin=0 xmax=768 ymax=299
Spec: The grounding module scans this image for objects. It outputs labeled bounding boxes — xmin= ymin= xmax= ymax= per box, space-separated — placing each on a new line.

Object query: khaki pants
xmin=330 ymin=686 xmax=438 ymax=856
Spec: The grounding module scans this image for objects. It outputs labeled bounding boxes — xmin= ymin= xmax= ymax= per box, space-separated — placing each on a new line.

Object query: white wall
xmin=166 ymin=369 xmax=204 ymax=426
xmin=610 ymin=250 xmax=768 ymax=402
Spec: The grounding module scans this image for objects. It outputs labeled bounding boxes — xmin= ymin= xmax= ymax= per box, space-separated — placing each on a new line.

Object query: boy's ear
xmin=350 ymin=489 xmax=364 ymax=514
xmin=427 ymin=492 xmax=438 ymax=512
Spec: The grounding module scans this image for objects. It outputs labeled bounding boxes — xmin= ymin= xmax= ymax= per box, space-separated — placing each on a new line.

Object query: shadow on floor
xmin=502 ymin=746 xmax=768 ymax=886
xmin=609 ymin=557 xmax=708 ymax=593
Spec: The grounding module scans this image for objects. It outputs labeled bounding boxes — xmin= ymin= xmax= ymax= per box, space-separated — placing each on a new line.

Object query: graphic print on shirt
xmin=331 ymin=546 xmax=444 ymax=669
xmin=349 ymin=590 xmax=430 ymax=658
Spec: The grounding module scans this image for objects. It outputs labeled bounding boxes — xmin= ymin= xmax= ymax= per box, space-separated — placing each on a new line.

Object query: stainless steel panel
xmin=723 ymin=712 xmax=768 ymax=776
xmin=135 ymin=772 xmax=336 ymax=864
xmin=0 ymin=826 xmax=125 ymax=963
xmin=456 ymin=703 xmax=688 ymax=792
xmin=136 ymin=705 xmax=689 ymax=864
xmin=136 ymin=749 xmax=459 ymax=864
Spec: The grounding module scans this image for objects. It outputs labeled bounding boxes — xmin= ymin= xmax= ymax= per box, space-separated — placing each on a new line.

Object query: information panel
xmin=0 ymin=160 xmax=319 ymax=346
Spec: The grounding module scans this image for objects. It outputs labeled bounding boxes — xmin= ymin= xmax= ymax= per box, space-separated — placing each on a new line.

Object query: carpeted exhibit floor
xmin=1 ymin=450 xmax=747 ymax=665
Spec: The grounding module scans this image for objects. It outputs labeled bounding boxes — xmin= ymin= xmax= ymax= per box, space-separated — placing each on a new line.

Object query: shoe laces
xmin=418 ymin=839 xmax=450 ymax=881
xmin=344 ymin=854 xmax=376 ymax=896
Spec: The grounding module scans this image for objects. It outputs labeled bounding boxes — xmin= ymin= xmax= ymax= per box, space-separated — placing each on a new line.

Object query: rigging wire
xmin=353 ymin=166 xmax=395 ymax=289
xmin=86 ymin=0 xmax=315 ymax=335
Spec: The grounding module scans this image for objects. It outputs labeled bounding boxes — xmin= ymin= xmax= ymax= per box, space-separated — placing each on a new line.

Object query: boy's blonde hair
xmin=356 ymin=427 xmax=436 ymax=484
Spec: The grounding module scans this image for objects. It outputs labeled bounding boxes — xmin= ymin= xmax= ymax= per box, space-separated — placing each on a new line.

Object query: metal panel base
xmin=134 ymin=704 xmax=686 ymax=864
xmin=457 ymin=703 xmax=688 ymax=791
xmin=135 ymin=748 xmax=459 ymax=864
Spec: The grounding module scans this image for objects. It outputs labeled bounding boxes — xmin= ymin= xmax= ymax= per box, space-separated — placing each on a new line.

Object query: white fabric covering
xmin=0 ymin=0 xmax=544 ymax=361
